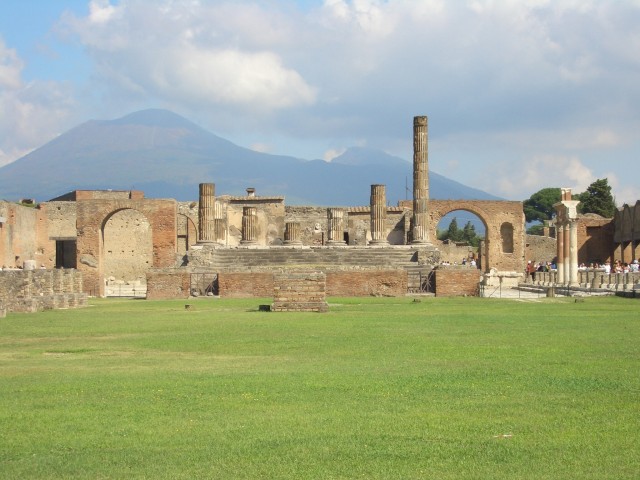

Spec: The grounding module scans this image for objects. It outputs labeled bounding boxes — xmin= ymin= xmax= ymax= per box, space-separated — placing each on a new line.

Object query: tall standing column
xmin=563 ymin=221 xmax=571 ymax=284
xmin=284 ymin=222 xmax=302 ymax=245
xmin=327 ymin=208 xmax=346 ymax=245
xmin=569 ymin=219 xmax=579 ymax=285
xmin=412 ymin=116 xmax=430 ymax=243
xmin=369 ymin=184 xmax=388 ymax=245
xmin=241 ymin=207 xmax=258 ymax=245
xmin=198 ymin=183 xmax=216 ymax=244
xmin=213 ymin=201 xmax=226 ymax=245
xmin=556 ymin=222 xmax=565 ymax=284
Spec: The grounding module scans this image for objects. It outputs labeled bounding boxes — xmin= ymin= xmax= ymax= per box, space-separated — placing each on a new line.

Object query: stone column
xmin=213 ymin=200 xmax=226 ymax=245
xmin=327 ymin=208 xmax=346 ymax=245
xmin=563 ymin=221 xmax=571 ymax=284
xmin=412 ymin=116 xmax=430 ymax=244
xmin=369 ymin=184 xmax=388 ymax=245
xmin=556 ymin=222 xmax=565 ymax=284
xmin=569 ymin=219 xmax=579 ymax=285
xmin=241 ymin=206 xmax=258 ymax=245
xmin=284 ymin=222 xmax=302 ymax=245
xmin=198 ymin=183 xmax=216 ymax=243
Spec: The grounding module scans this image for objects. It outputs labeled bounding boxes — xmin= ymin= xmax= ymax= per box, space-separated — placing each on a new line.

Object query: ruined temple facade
xmin=7 ymin=114 xmax=607 ymax=299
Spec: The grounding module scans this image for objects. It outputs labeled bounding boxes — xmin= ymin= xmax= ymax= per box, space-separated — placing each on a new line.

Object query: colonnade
xmin=553 ymin=188 xmax=580 ymax=285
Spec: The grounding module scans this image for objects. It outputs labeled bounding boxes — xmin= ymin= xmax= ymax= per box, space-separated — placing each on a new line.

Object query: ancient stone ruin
xmin=2 ymin=114 xmax=635 ymax=306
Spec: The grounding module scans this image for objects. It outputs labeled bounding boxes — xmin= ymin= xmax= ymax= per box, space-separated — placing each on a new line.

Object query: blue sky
xmin=1 ymin=0 xmax=639 ymax=205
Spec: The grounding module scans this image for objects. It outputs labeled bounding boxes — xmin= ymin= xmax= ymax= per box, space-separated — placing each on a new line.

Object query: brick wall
xmin=272 ymin=271 xmax=328 ymax=312
xmin=218 ymin=272 xmax=274 ymax=298
xmin=146 ymin=269 xmax=191 ymax=300
xmin=434 ymin=267 xmax=481 ymax=297
xmin=326 ymin=270 xmax=407 ymax=296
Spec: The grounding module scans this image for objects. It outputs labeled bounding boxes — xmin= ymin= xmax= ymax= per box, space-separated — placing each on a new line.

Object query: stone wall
xmin=436 ymin=240 xmax=478 ymax=264
xmin=434 ymin=267 xmax=481 ymax=297
xmin=76 ymin=198 xmax=177 ymax=296
xmin=576 ymin=214 xmax=615 ymax=264
xmin=346 ymin=207 xmax=409 ymax=246
xmin=0 ymin=201 xmax=39 ymax=268
xmin=272 ymin=271 xmax=328 ymax=312
xmin=225 ymin=195 xmax=285 ymax=246
xmin=218 ymin=272 xmax=274 ymax=298
xmin=146 ymin=269 xmax=191 ymax=300
xmin=525 ymin=234 xmax=557 ymax=264
xmin=0 ymin=269 xmax=87 ymax=316
xmin=326 ymin=270 xmax=407 ymax=296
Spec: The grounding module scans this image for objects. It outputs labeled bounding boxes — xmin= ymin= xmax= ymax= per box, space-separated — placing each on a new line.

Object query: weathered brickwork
xmin=418 ymin=199 xmax=525 ymax=273
xmin=0 ymin=269 xmax=87 ymax=316
xmin=434 ymin=267 xmax=481 ymax=297
xmin=218 ymin=272 xmax=274 ymax=298
xmin=146 ymin=269 xmax=191 ymax=300
xmin=613 ymin=201 xmax=639 ymax=262
xmin=576 ymin=214 xmax=615 ymax=264
xmin=272 ymin=271 xmax=328 ymax=312
xmin=76 ymin=198 xmax=177 ymax=296
xmin=525 ymin=234 xmax=557 ymax=264
xmin=326 ymin=270 xmax=407 ymax=297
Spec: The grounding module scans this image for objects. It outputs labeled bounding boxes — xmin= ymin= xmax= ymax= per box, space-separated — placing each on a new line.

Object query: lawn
xmin=0 ymin=296 xmax=638 ymax=479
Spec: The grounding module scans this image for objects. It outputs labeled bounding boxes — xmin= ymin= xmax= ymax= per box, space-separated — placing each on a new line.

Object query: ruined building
xmin=13 ymin=115 xmax=619 ymax=300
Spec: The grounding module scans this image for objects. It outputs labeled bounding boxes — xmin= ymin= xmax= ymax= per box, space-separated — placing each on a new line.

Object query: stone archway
xmin=76 ymin=198 xmax=177 ymax=296
xmin=434 ymin=209 xmax=488 ymax=268
xmin=428 ymin=200 xmax=525 ymax=273
xmin=102 ymin=208 xmax=153 ymax=287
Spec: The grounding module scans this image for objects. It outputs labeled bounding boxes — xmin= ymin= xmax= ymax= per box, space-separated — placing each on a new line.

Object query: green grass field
xmin=1 ymin=296 xmax=639 ymax=479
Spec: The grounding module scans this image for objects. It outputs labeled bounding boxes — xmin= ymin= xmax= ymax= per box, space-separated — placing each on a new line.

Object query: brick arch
xmin=428 ymin=200 xmax=525 ymax=273
xmin=76 ymin=198 xmax=177 ymax=296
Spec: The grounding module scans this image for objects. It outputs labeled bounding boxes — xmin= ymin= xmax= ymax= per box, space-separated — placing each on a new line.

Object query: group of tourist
xmin=527 ymin=258 xmax=640 ymax=281
xmin=526 ymin=260 xmax=556 ymax=282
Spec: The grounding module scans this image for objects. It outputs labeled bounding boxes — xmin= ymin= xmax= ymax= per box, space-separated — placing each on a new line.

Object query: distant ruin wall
xmin=146 ymin=269 xmax=191 ymax=300
xmin=0 ymin=269 xmax=87 ymax=316
xmin=434 ymin=267 xmax=480 ymax=297
xmin=218 ymin=272 xmax=274 ymax=298
xmin=525 ymin=234 xmax=557 ymax=264
xmin=326 ymin=270 xmax=407 ymax=296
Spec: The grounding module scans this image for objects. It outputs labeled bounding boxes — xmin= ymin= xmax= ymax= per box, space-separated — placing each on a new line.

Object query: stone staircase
xmin=187 ymin=246 xmax=437 ymax=294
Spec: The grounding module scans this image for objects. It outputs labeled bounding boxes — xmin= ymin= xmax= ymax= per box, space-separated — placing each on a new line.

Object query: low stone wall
xmin=434 ymin=267 xmax=481 ymax=297
xmin=272 ymin=271 xmax=328 ymax=312
xmin=326 ymin=270 xmax=407 ymax=297
xmin=0 ymin=269 xmax=87 ymax=316
xmin=146 ymin=269 xmax=191 ymax=300
xmin=218 ymin=272 xmax=274 ymax=298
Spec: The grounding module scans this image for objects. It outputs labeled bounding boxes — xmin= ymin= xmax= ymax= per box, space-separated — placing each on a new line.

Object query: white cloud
xmin=0 ymin=39 xmax=75 ymax=167
xmin=489 ymin=154 xmax=595 ymax=198
xmin=323 ymin=147 xmax=346 ymax=162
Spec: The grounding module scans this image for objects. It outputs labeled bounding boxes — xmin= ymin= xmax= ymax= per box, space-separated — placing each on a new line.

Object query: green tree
xmin=447 ymin=217 xmax=463 ymax=242
xmin=526 ymin=224 xmax=544 ymax=236
xmin=576 ymin=178 xmax=617 ymax=218
xmin=462 ymin=221 xmax=475 ymax=243
xmin=523 ymin=187 xmax=561 ymax=223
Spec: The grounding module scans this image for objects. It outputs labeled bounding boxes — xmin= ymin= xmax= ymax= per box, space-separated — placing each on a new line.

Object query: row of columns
xmin=197 ymin=115 xmax=432 ymax=248
xmin=553 ymin=188 xmax=580 ymax=285
xmin=198 ymin=183 xmax=394 ymax=246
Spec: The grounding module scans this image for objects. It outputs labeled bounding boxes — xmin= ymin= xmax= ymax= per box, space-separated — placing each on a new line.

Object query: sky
xmin=1 ymin=0 xmax=639 ymax=205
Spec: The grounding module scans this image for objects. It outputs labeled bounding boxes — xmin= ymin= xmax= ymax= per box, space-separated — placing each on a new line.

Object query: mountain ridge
xmin=0 ymin=109 xmax=501 ymax=205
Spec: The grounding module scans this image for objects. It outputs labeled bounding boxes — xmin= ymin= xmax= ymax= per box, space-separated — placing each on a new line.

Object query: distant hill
xmin=0 ymin=109 xmax=501 ymax=205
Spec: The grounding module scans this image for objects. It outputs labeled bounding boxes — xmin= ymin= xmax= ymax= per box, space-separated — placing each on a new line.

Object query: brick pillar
xmin=214 ymin=200 xmax=226 ymax=245
xmin=369 ymin=184 xmax=388 ymax=245
xmin=284 ymin=222 xmax=302 ymax=245
xmin=412 ymin=116 xmax=430 ymax=244
xmin=198 ymin=183 xmax=216 ymax=243
xmin=327 ymin=208 xmax=346 ymax=245
xmin=241 ymin=207 xmax=258 ymax=245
